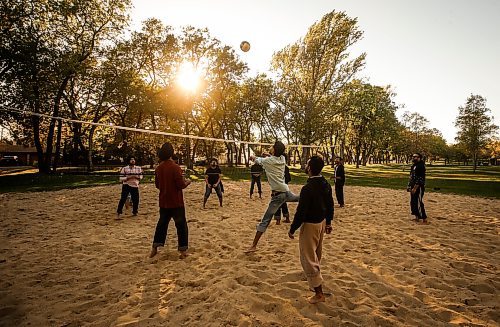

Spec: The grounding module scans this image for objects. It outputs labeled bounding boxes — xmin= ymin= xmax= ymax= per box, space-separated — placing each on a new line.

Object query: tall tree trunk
xmin=246 ymin=144 xmax=251 ymax=167
xmin=87 ymin=127 xmax=96 ymax=172
xmin=355 ymin=141 xmax=361 ymax=168
xmin=340 ymin=138 xmax=345 ymax=160
xmin=226 ymin=143 xmax=233 ymax=167
xmin=361 ymin=147 xmax=367 ymax=166
xmin=31 ymin=82 xmax=49 ymax=173
xmin=72 ymin=123 xmax=81 ymax=164
xmin=32 ymin=115 xmax=48 ymax=173
xmin=209 ymin=141 xmax=215 ymax=160
xmin=52 ymin=119 xmax=63 ymax=171
xmin=190 ymin=139 xmax=198 ymax=167
xmin=44 ymin=76 xmax=71 ymax=172
xmin=184 ymin=115 xmax=192 ymax=169
xmin=301 ymin=147 xmax=310 ymax=169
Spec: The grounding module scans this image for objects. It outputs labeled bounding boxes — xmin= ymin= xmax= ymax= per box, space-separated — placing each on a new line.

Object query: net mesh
xmin=1 ymin=109 xmax=338 ymax=183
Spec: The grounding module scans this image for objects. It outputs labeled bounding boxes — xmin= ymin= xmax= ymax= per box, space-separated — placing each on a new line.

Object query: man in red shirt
xmin=149 ymin=143 xmax=192 ymax=259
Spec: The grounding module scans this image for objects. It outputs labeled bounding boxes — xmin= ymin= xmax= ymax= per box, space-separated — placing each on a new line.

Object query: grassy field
xmin=0 ymin=164 xmax=499 ymax=198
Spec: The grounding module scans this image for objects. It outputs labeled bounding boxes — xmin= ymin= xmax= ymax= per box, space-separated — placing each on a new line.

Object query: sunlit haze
xmin=176 ymin=62 xmax=202 ymax=93
xmin=130 ymin=0 xmax=500 ymax=143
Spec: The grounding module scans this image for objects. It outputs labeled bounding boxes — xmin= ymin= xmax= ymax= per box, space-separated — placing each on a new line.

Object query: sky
xmin=130 ymin=0 xmax=500 ymax=143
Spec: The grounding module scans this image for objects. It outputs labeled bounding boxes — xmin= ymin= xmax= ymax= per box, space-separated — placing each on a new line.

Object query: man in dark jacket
xmin=204 ymin=159 xmax=223 ymax=208
xmin=250 ymin=162 xmax=263 ymax=198
xmin=334 ymin=157 xmax=345 ymax=207
xmin=407 ymin=153 xmax=428 ymax=224
xmin=288 ymin=156 xmax=334 ymax=304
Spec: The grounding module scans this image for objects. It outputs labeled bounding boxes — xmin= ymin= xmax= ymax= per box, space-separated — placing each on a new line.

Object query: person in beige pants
xmin=288 ymin=156 xmax=334 ymax=304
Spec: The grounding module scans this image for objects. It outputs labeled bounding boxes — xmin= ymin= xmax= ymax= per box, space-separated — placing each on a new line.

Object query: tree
xmin=271 ymin=10 xmax=365 ymax=167
xmin=401 ymin=111 xmax=430 ymax=155
xmin=484 ymin=137 xmax=499 ymax=165
xmin=0 ymin=0 xmax=130 ymax=173
xmin=339 ymin=80 xmax=398 ymax=168
xmin=231 ymin=74 xmax=273 ymax=166
xmin=455 ymin=95 xmax=498 ymax=172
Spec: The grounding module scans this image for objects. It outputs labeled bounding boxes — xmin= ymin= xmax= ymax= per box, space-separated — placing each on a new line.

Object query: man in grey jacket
xmin=245 ymin=141 xmax=299 ymax=253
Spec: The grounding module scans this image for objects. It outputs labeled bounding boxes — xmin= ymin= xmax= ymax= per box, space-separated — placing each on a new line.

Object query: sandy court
xmin=0 ymin=181 xmax=499 ymax=327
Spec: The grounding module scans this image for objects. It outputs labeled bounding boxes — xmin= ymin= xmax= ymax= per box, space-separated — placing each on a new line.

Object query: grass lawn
xmin=0 ymin=164 xmax=499 ymax=198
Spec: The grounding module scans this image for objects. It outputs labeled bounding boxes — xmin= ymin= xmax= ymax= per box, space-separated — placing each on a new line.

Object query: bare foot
xmin=419 ymin=219 xmax=430 ymax=225
xmin=276 ymin=219 xmax=281 ymax=225
xmin=115 ymin=214 xmax=122 ymax=220
xmin=308 ymin=294 xmax=326 ymax=304
xmin=149 ymin=247 xmax=158 ymax=258
xmin=179 ymin=251 xmax=189 ymax=259
xmin=244 ymin=246 xmax=257 ymax=254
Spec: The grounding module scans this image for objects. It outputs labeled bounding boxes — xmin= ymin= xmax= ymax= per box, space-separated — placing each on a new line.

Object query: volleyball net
xmin=0 ymin=108 xmax=337 ymax=181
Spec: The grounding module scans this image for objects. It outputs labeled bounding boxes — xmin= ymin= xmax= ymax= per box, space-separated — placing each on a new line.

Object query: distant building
xmin=0 ymin=144 xmax=40 ymax=165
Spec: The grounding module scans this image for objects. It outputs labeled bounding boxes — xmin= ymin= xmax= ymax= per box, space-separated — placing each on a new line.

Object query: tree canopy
xmin=1 ymin=4 xmax=495 ymax=172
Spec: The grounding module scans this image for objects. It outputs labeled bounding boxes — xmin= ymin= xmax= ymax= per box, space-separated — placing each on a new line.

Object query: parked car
xmin=0 ymin=156 xmax=22 ymax=166
xmin=194 ymin=158 xmax=207 ymax=166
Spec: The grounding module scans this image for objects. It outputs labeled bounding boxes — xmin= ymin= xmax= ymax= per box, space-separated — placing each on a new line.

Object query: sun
xmin=176 ymin=62 xmax=202 ymax=93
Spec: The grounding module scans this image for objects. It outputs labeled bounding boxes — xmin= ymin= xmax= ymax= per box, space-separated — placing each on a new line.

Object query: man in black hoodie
xmin=288 ymin=156 xmax=334 ymax=304
xmin=334 ymin=157 xmax=345 ymax=207
xmin=407 ymin=153 xmax=428 ymax=224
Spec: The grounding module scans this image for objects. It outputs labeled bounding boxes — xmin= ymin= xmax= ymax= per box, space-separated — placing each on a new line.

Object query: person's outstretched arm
xmin=325 ymin=183 xmax=334 ymax=234
xmin=175 ymin=166 xmax=191 ymax=189
xmin=289 ymin=187 xmax=309 ymax=237
xmin=155 ymin=168 xmax=160 ymax=189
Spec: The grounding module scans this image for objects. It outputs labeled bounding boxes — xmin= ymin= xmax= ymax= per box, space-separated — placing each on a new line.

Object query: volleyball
xmin=240 ymin=41 xmax=250 ymax=52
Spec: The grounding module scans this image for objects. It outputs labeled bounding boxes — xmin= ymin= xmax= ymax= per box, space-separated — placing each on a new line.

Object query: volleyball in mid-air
xmin=240 ymin=41 xmax=251 ymax=52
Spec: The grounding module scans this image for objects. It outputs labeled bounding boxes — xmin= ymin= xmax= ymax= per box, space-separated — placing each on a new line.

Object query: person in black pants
xmin=203 ymin=159 xmax=223 ymax=208
xmin=274 ymin=165 xmax=291 ymax=224
xmin=407 ymin=153 xmax=428 ymax=224
xmin=116 ymin=156 xmax=143 ymax=219
xmin=250 ymin=162 xmax=263 ymax=198
xmin=150 ymin=143 xmax=192 ymax=259
xmin=334 ymin=157 xmax=345 ymax=207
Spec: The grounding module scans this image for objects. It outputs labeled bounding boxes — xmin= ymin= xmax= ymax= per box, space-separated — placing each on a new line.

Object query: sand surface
xmin=0 ymin=181 xmax=499 ymax=327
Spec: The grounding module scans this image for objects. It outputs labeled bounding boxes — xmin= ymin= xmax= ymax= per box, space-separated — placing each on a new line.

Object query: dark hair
xmin=414 ymin=153 xmax=422 ymax=159
xmin=273 ymin=141 xmax=285 ymax=157
xmin=158 ymin=143 xmax=174 ymax=161
xmin=308 ymin=155 xmax=324 ymax=176
xmin=127 ymin=155 xmax=135 ymax=163
xmin=336 ymin=157 xmax=343 ymax=161
xmin=210 ymin=158 xmax=218 ymax=165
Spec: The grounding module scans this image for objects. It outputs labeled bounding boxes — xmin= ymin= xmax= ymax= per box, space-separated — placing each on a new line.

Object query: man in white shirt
xmin=245 ymin=141 xmax=299 ymax=253
xmin=116 ymin=156 xmax=143 ymax=219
